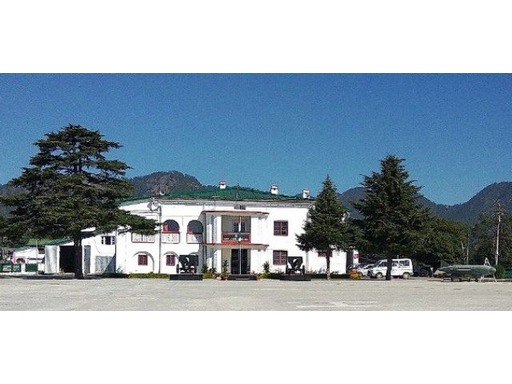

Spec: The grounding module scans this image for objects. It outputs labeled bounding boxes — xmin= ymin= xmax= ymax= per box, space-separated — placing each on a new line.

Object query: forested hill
xmin=129 ymin=171 xmax=203 ymax=196
xmin=339 ymin=182 xmax=512 ymax=226
xmin=1 ymin=170 xmax=511 ymax=225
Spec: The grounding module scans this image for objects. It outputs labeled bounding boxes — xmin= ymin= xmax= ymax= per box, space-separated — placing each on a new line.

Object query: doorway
xmin=231 ymin=249 xmax=249 ymax=274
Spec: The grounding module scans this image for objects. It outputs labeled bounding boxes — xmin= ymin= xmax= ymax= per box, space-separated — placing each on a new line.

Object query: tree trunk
xmin=326 ymin=249 xmax=331 ymax=280
xmin=386 ymin=255 xmax=392 ymax=280
xmin=74 ymin=235 xmax=84 ymax=279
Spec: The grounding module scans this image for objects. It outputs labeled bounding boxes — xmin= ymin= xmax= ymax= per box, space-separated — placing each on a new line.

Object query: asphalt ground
xmin=3 ymin=276 xmax=512 ymax=384
xmin=2 ymin=276 xmax=512 ymax=310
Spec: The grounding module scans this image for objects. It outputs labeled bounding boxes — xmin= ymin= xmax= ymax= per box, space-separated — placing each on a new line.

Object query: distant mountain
xmin=1 ymin=170 xmax=511 ymax=226
xmin=129 ymin=171 xmax=203 ymax=197
xmin=0 ymin=183 xmax=20 ymax=216
xmin=339 ymin=182 xmax=512 ymax=225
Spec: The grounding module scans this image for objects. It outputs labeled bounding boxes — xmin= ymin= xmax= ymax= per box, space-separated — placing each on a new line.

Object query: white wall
xmin=116 ymin=197 xmax=349 ymax=275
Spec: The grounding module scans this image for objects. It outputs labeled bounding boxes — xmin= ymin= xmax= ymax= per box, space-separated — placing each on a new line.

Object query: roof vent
xmin=270 ymin=184 xmax=279 ymax=195
xmin=302 ymin=189 xmax=310 ymax=199
xmin=219 ymin=180 xmax=227 ymax=190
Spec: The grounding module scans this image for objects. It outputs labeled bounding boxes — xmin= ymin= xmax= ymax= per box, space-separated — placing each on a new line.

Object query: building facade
xmin=42 ymin=185 xmax=352 ymax=275
xmin=114 ymin=185 xmax=349 ymax=275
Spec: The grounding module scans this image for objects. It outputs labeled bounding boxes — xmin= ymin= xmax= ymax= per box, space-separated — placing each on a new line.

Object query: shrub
xmin=203 ymin=268 xmax=217 ymax=279
xmin=221 ymin=260 xmax=229 ymax=279
xmin=128 ymin=273 xmax=169 ymax=279
xmin=495 ymin=264 xmax=505 ymax=279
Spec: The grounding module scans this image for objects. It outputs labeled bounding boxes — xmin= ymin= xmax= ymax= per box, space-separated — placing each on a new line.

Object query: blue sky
xmin=0 ymin=73 xmax=510 ymax=205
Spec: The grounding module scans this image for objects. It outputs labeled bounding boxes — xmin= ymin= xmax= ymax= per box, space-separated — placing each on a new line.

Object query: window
xmin=101 ymin=236 xmax=116 ymax=245
xmin=165 ymin=254 xmax=176 ymax=266
xmin=274 ymin=221 xmax=288 ymax=236
xmin=162 ymin=220 xmax=180 ymax=243
xmin=138 ymin=254 xmax=148 ymax=266
xmin=162 ymin=220 xmax=179 ymax=233
xmin=233 ymin=221 xmax=247 ymax=233
xmin=187 ymin=220 xmax=203 ymax=244
xmin=318 ymin=251 xmax=328 ymax=257
xmin=273 ymin=250 xmax=288 ymax=265
xmin=399 ymin=259 xmax=410 ymax=267
xmin=131 ymin=233 xmax=155 ymax=243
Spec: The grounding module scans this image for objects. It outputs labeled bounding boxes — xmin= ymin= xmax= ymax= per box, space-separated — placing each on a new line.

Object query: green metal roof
xmin=26 ymin=238 xmax=71 ymax=246
xmin=121 ymin=186 xmax=312 ymax=204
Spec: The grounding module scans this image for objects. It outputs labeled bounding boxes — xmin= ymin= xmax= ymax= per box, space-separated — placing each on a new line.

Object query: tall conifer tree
xmin=2 ymin=124 xmax=156 ymax=278
xmin=354 ymin=155 xmax=430 ymax=280
xmin=296 ymin=176 xmax=350 ymax=279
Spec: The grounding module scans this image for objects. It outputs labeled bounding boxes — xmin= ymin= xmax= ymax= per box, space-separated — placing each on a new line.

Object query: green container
xmin=504 ymin=268 xmax=512 ymax=279
xmin=0 ymin=264 xmax=13 ymax=273
xmin=25 ymin=264 xmax=38 ymax=273
xmin=12 ymin=264 xmax=22 ymax=273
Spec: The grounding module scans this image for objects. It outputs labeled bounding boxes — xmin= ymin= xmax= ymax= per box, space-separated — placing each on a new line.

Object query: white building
xmin=44 ymin=184 xmax=352 ymax=276
xmin=113 ymin=184 xmax=349 ymax=275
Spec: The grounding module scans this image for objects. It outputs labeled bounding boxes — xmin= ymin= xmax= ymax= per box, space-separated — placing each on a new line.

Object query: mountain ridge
xmin=1 ymin=171 xmax=511 ymax=225
xmin=339 ymin=181 xmax=512 ymax=225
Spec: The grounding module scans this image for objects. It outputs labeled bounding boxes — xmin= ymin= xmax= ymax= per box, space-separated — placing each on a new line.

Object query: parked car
xmin=356 ymin=264 xmax=373 ymax=277
xmin=367 ymin=258 xmax=413 ymax=279
xmin=414 ymin=265 xmax=433 ymax=277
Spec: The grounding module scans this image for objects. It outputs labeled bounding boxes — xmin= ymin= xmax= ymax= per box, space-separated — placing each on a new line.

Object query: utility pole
xmin=495 ymin=202 xmax=503 ymax=266
xmin=148 ymin=198 xmax=163 ymax=274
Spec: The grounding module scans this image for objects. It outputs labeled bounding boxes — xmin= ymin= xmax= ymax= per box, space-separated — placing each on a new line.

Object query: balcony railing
xmin=187 ymin=233 xmax=203 ymax=244
xmin=161 ymin=233 xmax=180 ymax=244
xmin=222 ymin=232 xmax=251 ymax=244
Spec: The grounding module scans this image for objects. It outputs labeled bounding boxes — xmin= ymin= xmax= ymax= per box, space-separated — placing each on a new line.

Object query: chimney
xmin=302 ymin=189 xmax=310 ymax=199
xmin=219 ymin=180 xmax=227 ymax=190
xmin=270 ymin=184 xmax=279 ymax=195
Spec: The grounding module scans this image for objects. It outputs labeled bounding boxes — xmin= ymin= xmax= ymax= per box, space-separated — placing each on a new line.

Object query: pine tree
xmin=296 ymin=176 xmax=350 ymax=279
xmin=1 ymin=124 xmax=156 ymax=278
xmin=471 ymin=208 xmax=512 ymax=267
xmin=354 ymin=155 xmax=430 ymax=280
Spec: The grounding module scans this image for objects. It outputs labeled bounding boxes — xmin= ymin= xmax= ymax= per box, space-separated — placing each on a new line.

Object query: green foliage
xmin=495 ymin=264 xmax=505 ymax=279
xmin=354 ymin=155 xmax=431 ymax=278
xmin=258 ymin=261 xmax=271 ymax=278
xmin=201 ymin=266 xmax=217 ymax=279
xmin=1 ymin=125 xmax=157 ymax=278
xmin=221 ymin=260 xmax=229 ymax=278
xmin=415 ymin=217 xmax=470 ymax=268
xmin=296 ymin=176 xmax=350 ymax=278
xmin=471 ymin=209 xmax=512 ymax=267
xmin=128 ymin=273 xmax=169 ymax=279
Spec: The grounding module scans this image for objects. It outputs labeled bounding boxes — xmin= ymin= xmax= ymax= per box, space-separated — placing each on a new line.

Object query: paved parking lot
xmin=2 ymin=276 xmax=512 ymax=310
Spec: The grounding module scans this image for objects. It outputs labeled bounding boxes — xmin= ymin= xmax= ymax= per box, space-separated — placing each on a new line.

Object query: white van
xmin=367 ymin=258 xmax=413 ymax=279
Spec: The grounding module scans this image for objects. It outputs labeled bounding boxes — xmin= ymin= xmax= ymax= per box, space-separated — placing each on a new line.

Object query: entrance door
xmin=231 ymin=249 xmax=249 ymax=274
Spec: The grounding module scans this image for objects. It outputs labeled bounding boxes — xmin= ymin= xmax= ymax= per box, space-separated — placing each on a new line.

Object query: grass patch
xmin=128 ymin=273 xmax=170 ymax=279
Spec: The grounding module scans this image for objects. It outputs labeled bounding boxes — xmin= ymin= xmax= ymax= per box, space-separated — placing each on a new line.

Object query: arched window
xmin=162 ymin=220 xmax=180 ymax=244
xmin=163 ymin=220 xmax=179 ymax=233
xmin=133 ymin=252 xmax=154 ymax=272
xmin=187 ymin=220 xmax=203 ymax=244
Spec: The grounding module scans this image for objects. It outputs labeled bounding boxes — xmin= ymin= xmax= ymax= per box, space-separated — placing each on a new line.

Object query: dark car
xmin=414 ymin=265 xmax=433 ymax=277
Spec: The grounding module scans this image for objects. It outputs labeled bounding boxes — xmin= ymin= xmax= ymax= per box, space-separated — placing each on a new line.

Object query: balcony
xmin=161 ymin=233 xmax=180 ymax=244
xmin=222 ymin=232 xmax=251 ymax=244
xmin=187 ymin=233 xmax=203 ymax=244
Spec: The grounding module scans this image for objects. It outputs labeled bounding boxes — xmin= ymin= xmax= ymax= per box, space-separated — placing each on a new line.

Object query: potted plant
xmin=221 ymin=260 xmax=229 ymax=280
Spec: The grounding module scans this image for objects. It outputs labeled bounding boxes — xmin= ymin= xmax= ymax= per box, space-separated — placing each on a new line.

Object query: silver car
xmin=356 ymin=264 xmax=374 ymax=277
